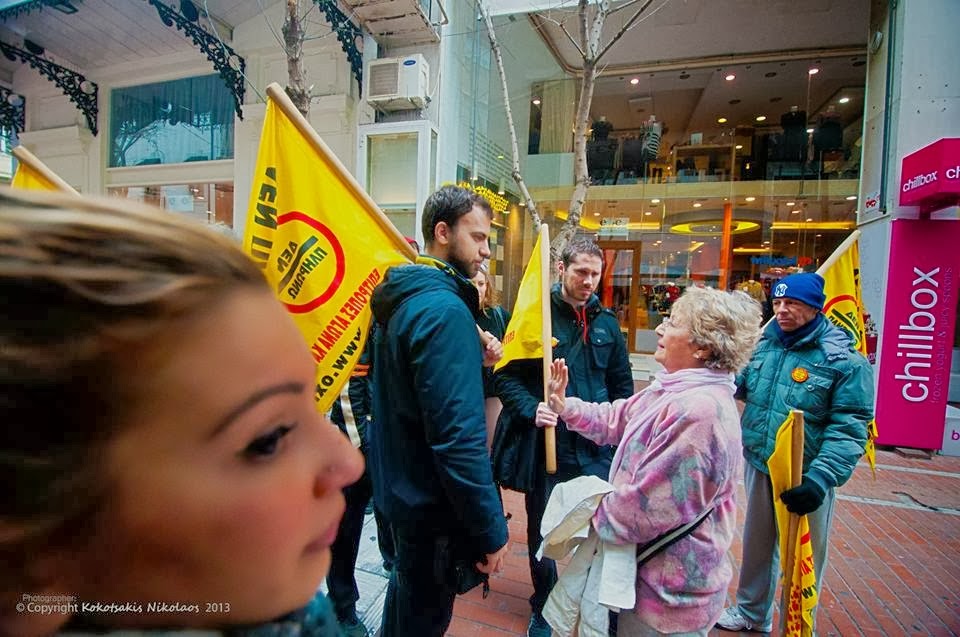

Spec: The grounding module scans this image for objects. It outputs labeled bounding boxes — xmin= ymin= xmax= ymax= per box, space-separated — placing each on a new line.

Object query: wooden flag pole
xmin=12 ymin=146 xmax=78 ymax=195
xmin=540 ymin=223 xmax=556 ymax=474
xmin=263 ymin=83 xmax=417 ymax=262
xmin=782 ymin=408 xmax=805 ymax=635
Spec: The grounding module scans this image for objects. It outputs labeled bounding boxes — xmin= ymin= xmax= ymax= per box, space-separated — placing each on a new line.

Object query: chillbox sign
xmin=899 ymin=138 xmax=960 ymax=211
xmin=876 ymin=220 xmax=960 ymax=450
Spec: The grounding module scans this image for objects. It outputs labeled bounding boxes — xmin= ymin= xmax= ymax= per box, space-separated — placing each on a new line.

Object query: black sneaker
xmin=527 ymin=611 xmax=551 ymax=637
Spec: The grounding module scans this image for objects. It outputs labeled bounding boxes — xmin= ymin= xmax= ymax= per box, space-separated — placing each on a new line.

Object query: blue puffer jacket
xmin=735 ymin=315 xmax=874 ymax=490
xmin=368 ymin=257 xmax=508 ymax=555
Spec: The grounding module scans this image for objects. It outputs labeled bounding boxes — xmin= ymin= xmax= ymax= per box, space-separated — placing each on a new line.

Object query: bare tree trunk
xmin=478 ymin=1 xmax=542 ymax=228
xmin=283 ymin=0 xmax=309 ymax=116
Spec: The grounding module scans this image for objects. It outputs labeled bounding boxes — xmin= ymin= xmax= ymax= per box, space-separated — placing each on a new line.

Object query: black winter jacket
xmin=491 ymin=284 xmax=634 ymax=492
xmin=368 ymin=257 xmax=508 ymax=555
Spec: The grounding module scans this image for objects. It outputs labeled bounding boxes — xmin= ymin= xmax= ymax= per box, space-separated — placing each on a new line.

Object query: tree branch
xmin=477 ymin=0 xmax=542 ymax=227
xmin=595 ymin=0 xmax=655 ymax=61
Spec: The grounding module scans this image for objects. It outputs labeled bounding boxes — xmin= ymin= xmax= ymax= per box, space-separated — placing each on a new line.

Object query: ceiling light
xmin=651 ymin=198 xmax=660 ymax=204
xmin=808 ymin=68 xmax=820 ymax=75
xmin=839 ymin=97 xmax=850 ymax=104
xmin=630 ymin=78 xmax=639 ymax=85
xmin=725 ymin=74 xmax=735 ymax=81
xmin=785 ymin=201 xmax=795 ymax=206
xmin=806 ymin=217 xmax=814 ymax=222
xmin=806 ymin=127 xmax=815 ymax=133
xmin=745 ymin=196 xmax=756 ymax=202
xmin=532 ymin=98 xmax=541 ymax=106
xmin=763 ymin=240 xmax=770 ymax=245
xmin=816 ymin=234 xmax=823 ymax=237
xmin=846 ymin=195 xmax=857 ymax=200
xmin=693 ymin=202 xmax=702 ymax=208
xmin=755 ymin=115 xmax=767 ymax=122
xmin=790 ymin=241 xmax=796 ymax=245
xmin=717 ymin=117 xmax=727 ymax=124
xmin=593 ymin=212 xmax=600 ymax=216
xmin=735 ymin=144 xmax=743 ymax=150
xmin=645 ymin=211 xmax=652 ymax=216
xmin=791 ymin=209 xmax=801 ymax=214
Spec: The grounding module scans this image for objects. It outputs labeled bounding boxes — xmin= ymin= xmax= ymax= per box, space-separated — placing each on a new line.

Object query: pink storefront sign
xmin=876 ymin=220 xmax=960 ymax=450
xmin=899 ymin=138 xmax=960 ymax=212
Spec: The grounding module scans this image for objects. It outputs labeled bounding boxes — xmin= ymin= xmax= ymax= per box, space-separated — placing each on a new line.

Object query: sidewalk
xmin=348 ymin=448 xmax=960 ymax=636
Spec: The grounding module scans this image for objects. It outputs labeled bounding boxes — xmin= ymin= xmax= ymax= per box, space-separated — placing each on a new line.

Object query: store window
xmin=108 ymin=182 xmax=235 ymax=229
xmin=109 ymin=75 xmax=234 ymax=168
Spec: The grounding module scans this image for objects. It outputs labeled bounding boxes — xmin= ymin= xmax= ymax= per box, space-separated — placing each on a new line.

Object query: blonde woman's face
xmin=472 ymin=271 xmax=488 ymax=303
xmin=73 ymin=289 xmax=363 ymax=628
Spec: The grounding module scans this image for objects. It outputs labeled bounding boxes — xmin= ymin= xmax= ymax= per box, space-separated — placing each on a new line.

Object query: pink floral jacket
xmin=560 ymin=368 xmax=742 ymax=633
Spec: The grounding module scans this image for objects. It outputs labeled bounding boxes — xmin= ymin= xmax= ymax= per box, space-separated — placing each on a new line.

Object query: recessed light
xmin=806 ymin=218 xmax=814 ymax=222
xmin=790 ymin=241 xmax=796 ymax=245
xmin=745 ymin=196 xmax=756 ymax=202
xmin=679 ymin=73 xmax=690 ymax=79
xmin=755 ymin=115 xmax=767 ymax=122
xmin=717 ymin=117 xmax=728 ymax=124
xmin=816 ymin=234 xmax=823 ymax=237
xmin=693 ymin=202 xmax=702 ymax=208
xmin=729 ymin=99 xmax=741 ymax=105
xmin=792 ymin=209 xmax=801 ymax=214
xmin=763 ymin=241 xmax=770 ymax=245
xmin=593 ymin=212 xmax=600 ymax=216
xmin=785 ymin=202 xmax=795 ymax=207
xmin=651 ymin=198 xmax=660 ymax=204
xmin=846 ymin=195 xmax=857 ymax=200
xmin=630 ymin=78 xmax=639 ymax=85
xmin=532 ymin=98 xmax=541 ymax=105
xmin=725 ymin=74 xmax=736 ymax=81
xmin=735 ymin=144 xmax=743 ymax=150
xmin=839 ymin=97 xmax=850 ymax=104
xmin=808 ymin=68 xmax=820 ymax=75
xmin=764 ymin=72 xmax=777 ymax=78
xmin=644 ymin=211 xmax=652 ymax=216
xmin=806 ymin=127 xmax=815 ymax=133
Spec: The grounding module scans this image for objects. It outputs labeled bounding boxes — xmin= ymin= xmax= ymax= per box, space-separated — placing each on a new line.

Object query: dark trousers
xmin=381 ymin=531 xmax=457 ymax=637
xmin=326 ymin=469 xmax=372 ymax=620
xmin=374 ymin=505 xmax=395 ymax=568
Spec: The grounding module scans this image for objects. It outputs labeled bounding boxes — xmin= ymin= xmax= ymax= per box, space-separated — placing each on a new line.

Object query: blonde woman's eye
xmin=243 ymin=424 xmax=297 ymax=459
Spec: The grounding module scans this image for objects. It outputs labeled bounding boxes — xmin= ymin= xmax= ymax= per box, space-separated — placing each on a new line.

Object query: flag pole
xmin=12 ymin=146 xmax=78 ymax=195
xmin=539 ymin=223 xmax=556 ymax=474
xmin=814 ymin=229 xmax=861 ymax=276
xmin=263 ymin=83 xmax=417 ymax=262
xmin=782 ymin=408 xmax=805 ymax=635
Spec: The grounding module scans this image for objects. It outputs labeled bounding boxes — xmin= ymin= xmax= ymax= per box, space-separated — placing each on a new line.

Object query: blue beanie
xmin=771 ymin=272 xmax=825 ymax=310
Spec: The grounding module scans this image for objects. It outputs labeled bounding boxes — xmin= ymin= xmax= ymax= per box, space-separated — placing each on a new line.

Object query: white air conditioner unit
xmin=364 ymin=54 xmax=429 ymax=111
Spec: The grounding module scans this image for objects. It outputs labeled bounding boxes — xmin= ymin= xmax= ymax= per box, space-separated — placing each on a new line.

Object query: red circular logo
xmin=275 ymin=211 xmax=346 ymax=314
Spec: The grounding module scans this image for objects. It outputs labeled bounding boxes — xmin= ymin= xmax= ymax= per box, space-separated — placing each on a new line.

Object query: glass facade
xmin=108 ymin=182 xmax=235 ymax=229
xmin=455 ymin=9 xmax=868 ymax=352
xmin=109 ymin=75 xmax=234 ymax=168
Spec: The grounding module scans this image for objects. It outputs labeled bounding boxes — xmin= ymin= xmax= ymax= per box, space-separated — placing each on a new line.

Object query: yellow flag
xmin=244 ymin=88 xmax=412 ymax=412
xmin=821 ymin=239 xmax=878 ymax=476
xmin=768 ymin=413 xmax=818 ymax=637
xmin=495 ymin=228 xmax=546 ymax=371
xmin=11 ymin=162 xmax=57 ymax=191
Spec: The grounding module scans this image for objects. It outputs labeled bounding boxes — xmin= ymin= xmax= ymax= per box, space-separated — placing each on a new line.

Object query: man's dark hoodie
xmin=368 ymin=257 xmax=507 ymax=555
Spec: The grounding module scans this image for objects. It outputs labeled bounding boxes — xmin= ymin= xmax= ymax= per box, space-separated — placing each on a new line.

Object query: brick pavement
xmin=348 ymin=448 xmax=960 ymax=636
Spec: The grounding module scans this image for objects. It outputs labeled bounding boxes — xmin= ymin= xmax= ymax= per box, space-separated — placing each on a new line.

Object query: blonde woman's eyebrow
xmin=210 ymin=382 xmax=305 ymax=438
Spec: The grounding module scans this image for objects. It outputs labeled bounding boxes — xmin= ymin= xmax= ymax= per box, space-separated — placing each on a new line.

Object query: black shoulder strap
xmin=636 ymin=507 xmax=713 ymax=565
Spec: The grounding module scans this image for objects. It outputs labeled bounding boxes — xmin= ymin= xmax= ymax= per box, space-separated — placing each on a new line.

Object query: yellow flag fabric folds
xmin=244 ymin=95 xmax=411 ymax=412
xmin=495 ymin=230 xmax=545 ymax=371
xmin=768 ymin=413 xmax=818 ymax=637
xmin=821 ymin=239 xmax=878 ymax=476
xmin=11 ymin=161 xmax=58 ymax=191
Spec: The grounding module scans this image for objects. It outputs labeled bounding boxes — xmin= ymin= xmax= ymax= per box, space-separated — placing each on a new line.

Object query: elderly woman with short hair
xmin=538 ymin=286 xmax=762 ymax=636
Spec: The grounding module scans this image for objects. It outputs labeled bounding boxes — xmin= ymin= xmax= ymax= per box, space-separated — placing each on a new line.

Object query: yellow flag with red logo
xmin=768 ymin=412 xmax=818 ymax=637
xmin=821 ymin=239 xmax=878 ymax=476
xmin=495 ymin=226 xmax=548 ymax=371
xmin=244 ymin=84 xmax=414 ymax=412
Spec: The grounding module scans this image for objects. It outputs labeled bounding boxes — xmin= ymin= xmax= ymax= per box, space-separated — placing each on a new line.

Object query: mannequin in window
xmin=592 ymin=115 xmax=613 ymax=140
xmin=779 ymin=105 xmax=807 ymax=162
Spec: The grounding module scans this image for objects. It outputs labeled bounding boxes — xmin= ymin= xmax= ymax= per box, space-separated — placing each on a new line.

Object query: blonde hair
xmin=0 ymin=188 xmax=267 ymax=594
xmin=671 ymin=286 xmax=762 ymax=373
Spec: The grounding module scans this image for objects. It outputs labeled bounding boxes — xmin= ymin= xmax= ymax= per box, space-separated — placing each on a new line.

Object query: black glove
xmin=779 ymin=477 xmax=826 ymax=515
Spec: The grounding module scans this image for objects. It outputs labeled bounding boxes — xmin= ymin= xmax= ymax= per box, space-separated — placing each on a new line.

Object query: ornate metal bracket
xmin=0 ymin=0 xmax=59 ymax=22
xmin=313 ymin=0 xmax=363 ymax=93
xmin=0 ymin=87 xmax=25 ymax=134
xmin=0 ymin=41 xmax=97 ymax=134
xmin=146 ymin=0 xmax=246 ymax=119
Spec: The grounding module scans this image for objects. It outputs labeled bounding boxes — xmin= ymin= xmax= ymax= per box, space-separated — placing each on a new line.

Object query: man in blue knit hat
xmin=717 ymin=271 xmax=874 ymax=633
